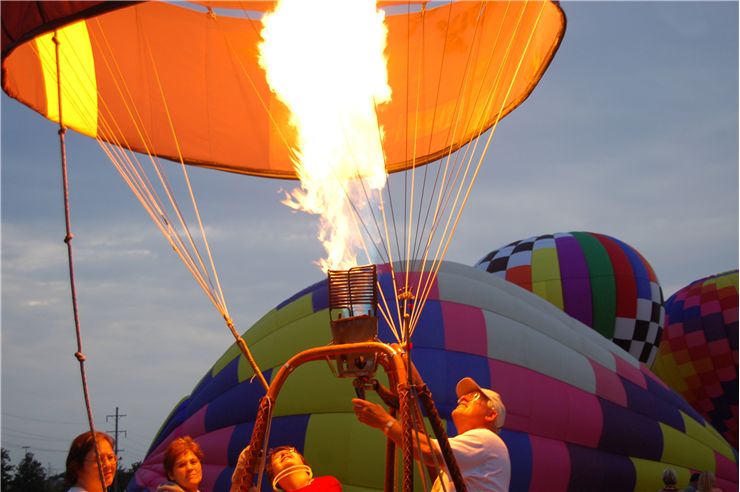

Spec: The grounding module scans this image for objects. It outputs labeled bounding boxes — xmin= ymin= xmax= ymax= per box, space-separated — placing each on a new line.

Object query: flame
xmin=259 ymin=0 xmax=391 ymax=272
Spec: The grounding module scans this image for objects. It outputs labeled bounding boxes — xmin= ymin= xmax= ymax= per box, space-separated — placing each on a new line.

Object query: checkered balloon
xmin=475 ymin=232 xmax=665 ymax=364
xmin=652 ymin=270 xmax=738 ymax=448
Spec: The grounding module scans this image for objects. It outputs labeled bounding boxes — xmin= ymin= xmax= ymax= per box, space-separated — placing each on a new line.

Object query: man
xmin=352 ymin=377 xmax=510 ymax=491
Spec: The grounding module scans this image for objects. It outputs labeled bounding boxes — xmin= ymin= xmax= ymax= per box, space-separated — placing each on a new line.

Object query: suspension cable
xmin=52 ymin=31 xmax=108 ymax=492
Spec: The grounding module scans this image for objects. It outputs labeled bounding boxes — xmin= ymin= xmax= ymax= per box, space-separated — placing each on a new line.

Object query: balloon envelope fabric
xmin=652 ymin=270 xmax=739 ymax=449
xmin=475 ymin=232 xmax=665 ymax=365
xmin=128 ymin=262 xmax=736 ymax=492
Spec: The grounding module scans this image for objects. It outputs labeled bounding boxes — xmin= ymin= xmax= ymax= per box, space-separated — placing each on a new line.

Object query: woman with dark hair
xmin=157 ymin=436 xmax=204 ymax=492
xmin=64 ymin=431 xmax=117 ymax=492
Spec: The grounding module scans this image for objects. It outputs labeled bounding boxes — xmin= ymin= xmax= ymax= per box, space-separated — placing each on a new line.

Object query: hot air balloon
xmin=1 ymin=0 xmax=568 ymax=409
xmin=2 ymin=1 xmax=566 ymax=178
xmin=652 ymin=270 xmax=739 ymax=449
xmin=129 ymin=262 xmax=737 ymax=492
xmin=1 ymin=0 xmax=567 ymax=355
xmin=475 ymin=232 xmax=665 ymax=365
xmin=3 ymin=3 xmax=569 ymax=490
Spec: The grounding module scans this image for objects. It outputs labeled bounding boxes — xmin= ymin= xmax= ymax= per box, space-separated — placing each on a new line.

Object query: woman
xmin=697 ymin=471 xmax=723 ymax=492
xmin=266 ymin=446 xmax=341 ymax=491
xmin=157 ymin=436 xmax=204 ymax=492
xmin=658 ymin=468 xmax=679 ymax=492
xmin=64 ymin=431 xmax=117 ymax=492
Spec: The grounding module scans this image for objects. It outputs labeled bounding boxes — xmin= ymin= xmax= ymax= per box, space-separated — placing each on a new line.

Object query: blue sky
xmin=1 ymin=1 xmax=737 ymax=475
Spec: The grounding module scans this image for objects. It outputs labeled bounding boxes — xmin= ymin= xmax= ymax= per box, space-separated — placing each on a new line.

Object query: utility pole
xmin=106 ymin=407 xmax=127 ymax=492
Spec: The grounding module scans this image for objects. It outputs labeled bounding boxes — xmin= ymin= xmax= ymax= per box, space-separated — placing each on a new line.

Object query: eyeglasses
xmin=85 ymin=454 xmax=117 ymax=464
xmin=457 ymin=391 xmax=482 ymax=405
xmin=270 ymin=447 xmax=299 ymax=462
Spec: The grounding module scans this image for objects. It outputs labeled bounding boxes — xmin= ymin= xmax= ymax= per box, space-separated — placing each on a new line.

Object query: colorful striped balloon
xmin=475 ymin=232 xmax=665 ymax=364
xmin=128 ymin=262 xmax=736 ymax=492
xmin=652 ymin=270 xmax=739 ymax=449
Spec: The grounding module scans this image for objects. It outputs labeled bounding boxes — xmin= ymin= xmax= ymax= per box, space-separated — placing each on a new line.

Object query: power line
xmin=1 ymin=442 xmax=68 ymax=453
xmin=2 ymin=412 xmax=85 ymax=425
xmin=2 ymin=428 xmax=70 ymax=442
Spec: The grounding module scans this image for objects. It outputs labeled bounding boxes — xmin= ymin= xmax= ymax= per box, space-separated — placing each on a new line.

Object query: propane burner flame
xmin=259 ymin=0 xmax=391 ymax=272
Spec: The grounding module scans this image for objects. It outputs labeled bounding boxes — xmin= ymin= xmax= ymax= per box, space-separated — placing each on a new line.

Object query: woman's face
xmin=169 ymin=450 xmax=202 ymax=492
xmin=78 ymin=439 xmax=117 ymax=489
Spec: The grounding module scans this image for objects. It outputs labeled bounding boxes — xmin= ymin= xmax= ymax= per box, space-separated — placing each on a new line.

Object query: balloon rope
xmin=257 ymin=398 xmax=275 ymax=491
xmin=376 ymin=279 xmax=400 ymax=342
xmin=144 ymin=41 xmax=229 ymax=313
xmin=402 ymin=2 xmax=411 ymax=304
xmin=410 ymin=3 xmax=453 ymax=265
xmin=410 ymin=1 xmax=522 ymax=333
xmin=407 ymin=387 xmax=433 ymax=492
xmin=409 ymin=0 xmax=511 ymax=332
xmin=146 ymin=39 xmax=269 ymax=390
xmin=406 ymin=1 xmax=492 ymax=334
xmin=405 ymin=1 xmax=492 ymax=329
xmin=401 ymin=1 xmax=429 ymax=340
xmin=339 ymin=203 xmax=400 ymax=339
xmin=91 ymin=20 xmax=229 ymax=315
xmin=52 ymin=31 xmax=108 ymax=492
xmin=410 ymin=0 xmax=548 ymax=335
xmin=33 ymin=24 xmax=214 ymax=302
xmin=375 ymin=182 xmax=403 ymax=341
xmin=67 ymin=21 xmax=270 ymax=390
xmin=103 ymin=36 xmax=230 ymax=333
xmin=226 ymin=317 xmax=269 ymax=392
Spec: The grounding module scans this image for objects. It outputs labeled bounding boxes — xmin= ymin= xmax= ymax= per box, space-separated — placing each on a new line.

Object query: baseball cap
xmin=456 ymin=377 xmax=506 ymax=430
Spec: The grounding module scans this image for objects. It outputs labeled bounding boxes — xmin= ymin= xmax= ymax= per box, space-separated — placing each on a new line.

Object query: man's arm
xmin=352 ymin=398 xmax=443 ymax=467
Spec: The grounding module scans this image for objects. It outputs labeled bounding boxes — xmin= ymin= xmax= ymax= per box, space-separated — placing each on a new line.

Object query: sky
xmin=1 ymin=1 xmax=738 ymax=477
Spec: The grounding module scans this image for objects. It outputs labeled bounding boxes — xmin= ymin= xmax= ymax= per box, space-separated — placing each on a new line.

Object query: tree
xmin=8 ymin=451 xmax=46 ymax=492
xmin=1 ymin=449 xmax=15 ymax=492
xmin=44 ymin=471 xmax=67 ymax=492
xmin=115 ymin=461 xmax=142 ymax=491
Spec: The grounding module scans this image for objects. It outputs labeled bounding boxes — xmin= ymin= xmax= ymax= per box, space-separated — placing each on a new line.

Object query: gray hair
xmin=662 ymin=468 xmax=677 ymax=486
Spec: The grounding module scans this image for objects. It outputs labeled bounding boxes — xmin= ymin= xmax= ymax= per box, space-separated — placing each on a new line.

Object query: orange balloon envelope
xmin=2 ymin=1 xmax=565 ymax=179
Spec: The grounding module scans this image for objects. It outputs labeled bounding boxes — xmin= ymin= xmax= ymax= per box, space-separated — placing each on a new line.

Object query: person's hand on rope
xmin=230 ymin=445 xmax=252 ymax=492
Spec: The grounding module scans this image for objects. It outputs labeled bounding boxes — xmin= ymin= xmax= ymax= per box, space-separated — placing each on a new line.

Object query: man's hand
xmin=352 ymin=398 xmax=393 ymax=430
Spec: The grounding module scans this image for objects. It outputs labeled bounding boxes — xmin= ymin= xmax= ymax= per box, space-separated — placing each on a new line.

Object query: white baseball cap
xmin=456 ymin=377 xmax=506 ymax=430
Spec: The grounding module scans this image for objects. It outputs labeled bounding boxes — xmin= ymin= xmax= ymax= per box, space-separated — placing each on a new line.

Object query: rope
xmin=417 ymin=384 xmax=467 ymax=492
xmin=384 ymin=408 xmax=397 ymax=492
xmin=256 ymin=397 xmax=275 ymax=492
xmin=232 ymin=396 xmax=273 ymax=492
xmin=227 ymin=317 xmax=269 ymax=392
xmin=407 ymin=0 xmax=494 ymax=336
xmin=409 ymin=0 xmax=546 ymax=337
xmin=398 ymin=384 xmax=414 ymax=492
xmin=407 ymin=385 xmax=431 ymax=492
xmin=57 ymin=16 xmax=273 ymax=391
xmin=52 ymin=31 xmax=107 ymax=492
